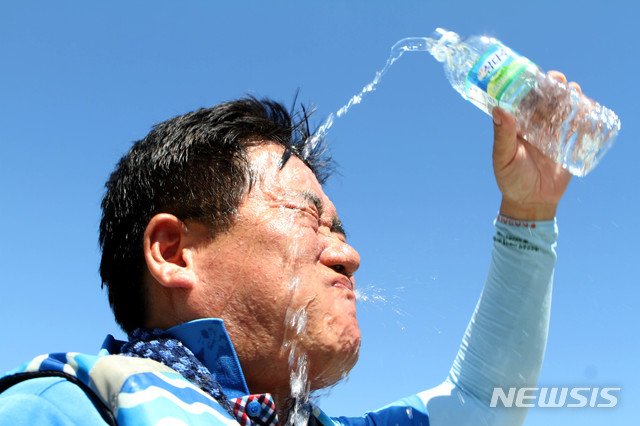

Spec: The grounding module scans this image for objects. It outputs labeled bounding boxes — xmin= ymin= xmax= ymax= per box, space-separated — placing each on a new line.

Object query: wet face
xmin=188 ymin=143 xmax=361 ymax=395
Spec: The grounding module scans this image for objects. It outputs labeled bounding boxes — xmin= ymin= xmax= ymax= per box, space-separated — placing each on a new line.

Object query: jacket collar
xmin=166 ymin=318 xmax=251 ymax=399
xmin=103 ymin=318 xmax=251 ymax=400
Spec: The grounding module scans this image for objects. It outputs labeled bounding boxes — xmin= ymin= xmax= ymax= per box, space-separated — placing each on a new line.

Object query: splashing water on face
xmin=285 ymin=37 xmax=437 ymax=424
xmin=283 ymin=306 xmax=311 ymax=426
xmin=304 ymin=37 xmax=435 ymax=159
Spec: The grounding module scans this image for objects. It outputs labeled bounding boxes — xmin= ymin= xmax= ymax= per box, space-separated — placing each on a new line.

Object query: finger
xmin=548 ymin=70 xmax=583 ymax=95
xmin=569 ymin=81 xmax=582 ymax=93
xmin=492 ymin=107 xmax=518 ymax=166
xmin=547 ymin=70 xmax=567 ymax=83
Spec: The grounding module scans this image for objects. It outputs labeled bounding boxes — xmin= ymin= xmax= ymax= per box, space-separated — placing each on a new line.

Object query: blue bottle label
xmin=466 ymin=42 xmax=536 ymax=111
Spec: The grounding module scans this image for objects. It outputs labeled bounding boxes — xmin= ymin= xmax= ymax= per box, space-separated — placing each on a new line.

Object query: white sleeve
xmin=418 ymin=216 xmax=558 ymax=426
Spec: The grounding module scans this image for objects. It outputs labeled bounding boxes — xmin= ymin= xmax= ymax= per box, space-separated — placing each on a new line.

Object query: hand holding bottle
xmin=493 ymin=72 xmax=575 ymax=221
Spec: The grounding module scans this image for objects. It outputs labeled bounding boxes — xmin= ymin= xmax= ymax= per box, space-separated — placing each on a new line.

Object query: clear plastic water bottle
xmin=428 ymin=28 xmax=620 ymax=176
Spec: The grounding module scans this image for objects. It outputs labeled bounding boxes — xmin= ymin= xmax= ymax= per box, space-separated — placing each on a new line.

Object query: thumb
xmin=492 ymin=107 xmax=518 ymax=167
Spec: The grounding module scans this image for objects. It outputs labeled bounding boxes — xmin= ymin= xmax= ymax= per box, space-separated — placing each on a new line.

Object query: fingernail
xmin=493 ymin=109 xmax=502 ymax=126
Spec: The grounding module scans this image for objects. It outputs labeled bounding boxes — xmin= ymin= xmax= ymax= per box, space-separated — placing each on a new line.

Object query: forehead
xmin=247 ymin=144 xmax=329 ymax=204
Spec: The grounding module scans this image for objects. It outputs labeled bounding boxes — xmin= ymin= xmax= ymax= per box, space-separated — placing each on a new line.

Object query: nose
xmin=320 ymin=238 xmax=360 ymax=277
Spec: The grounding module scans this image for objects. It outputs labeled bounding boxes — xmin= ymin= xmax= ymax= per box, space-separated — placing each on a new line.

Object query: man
xmin=0 ymin=72 xmax=575 ymax=425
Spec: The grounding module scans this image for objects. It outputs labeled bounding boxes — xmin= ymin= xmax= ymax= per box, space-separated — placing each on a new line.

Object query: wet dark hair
xmin=99 ymin=97 xmax=331 ymax=333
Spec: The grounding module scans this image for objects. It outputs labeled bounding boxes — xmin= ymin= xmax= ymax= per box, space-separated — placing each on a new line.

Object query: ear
xmin=144 ymin=213 xmax=198 ymax=289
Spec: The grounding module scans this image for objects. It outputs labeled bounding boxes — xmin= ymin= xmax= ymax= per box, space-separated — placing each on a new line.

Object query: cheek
xmin=326 ymin=302 xmax=360 ymax=340
xmin=259 ymin=217 xmax=323 ymax=265
xmin=308 ymin=295 xmax=360 ymax=351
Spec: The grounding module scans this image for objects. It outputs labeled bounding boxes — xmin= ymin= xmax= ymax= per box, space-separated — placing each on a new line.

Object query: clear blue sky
xmin=1 ymin=1 xmax=637 ymax=425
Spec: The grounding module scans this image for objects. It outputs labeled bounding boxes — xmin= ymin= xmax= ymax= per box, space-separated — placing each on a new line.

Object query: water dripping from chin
xmin=282 ymin=306 xmax=312 ymax=425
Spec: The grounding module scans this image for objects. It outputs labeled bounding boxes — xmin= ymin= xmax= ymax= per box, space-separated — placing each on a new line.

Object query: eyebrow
xmin=299 ymin=190 xmax=347 ymax=238
xmin=279 ymin=148 xmax=293 ymax=170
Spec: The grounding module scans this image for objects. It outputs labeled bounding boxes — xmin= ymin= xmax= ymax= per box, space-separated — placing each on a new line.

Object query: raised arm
xmin=328 ymin=73 xmax=575 ymax=426
xmin=418 ymin=73 xmax=574 ymax=426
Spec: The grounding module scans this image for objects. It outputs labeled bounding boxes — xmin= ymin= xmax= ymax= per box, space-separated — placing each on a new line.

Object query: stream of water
xmin=290 ymin=36 xmax=436 ymax=425
xmin=303 ymin=37 xmax=435 ymax=159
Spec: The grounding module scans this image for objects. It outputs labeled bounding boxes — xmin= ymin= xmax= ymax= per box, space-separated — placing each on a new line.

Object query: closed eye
xmin=289 ymin=190 xmax=348 ymax=240
xmin=301 ymin=192 xmax=347 ymax=240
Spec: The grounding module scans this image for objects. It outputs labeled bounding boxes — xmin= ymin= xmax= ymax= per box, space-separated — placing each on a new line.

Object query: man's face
xmin=189 ymin=143 xmax=361 ymax=395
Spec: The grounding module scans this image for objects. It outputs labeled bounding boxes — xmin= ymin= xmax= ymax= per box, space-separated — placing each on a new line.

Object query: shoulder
xmin=0 ymin=375 xmax=109 ymax=425
xmin=1 ymin=351 xmax=238 ymax=425
xmin=0 ymin=350 xmax=125 ymax=425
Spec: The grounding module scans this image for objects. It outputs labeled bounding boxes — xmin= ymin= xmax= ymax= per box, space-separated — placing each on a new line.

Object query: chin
xmin=309 ymin=330 xmax=361 ymax=391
